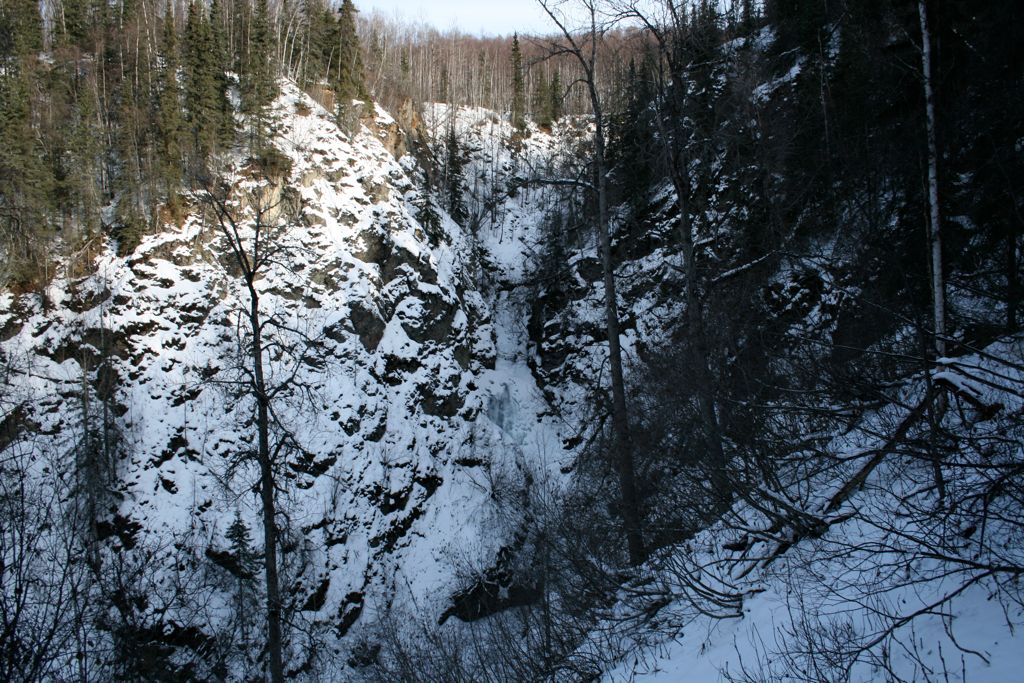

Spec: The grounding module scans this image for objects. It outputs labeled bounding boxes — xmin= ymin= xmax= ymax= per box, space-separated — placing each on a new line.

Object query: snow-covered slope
xmin=423 ymin=104 xmax=689 ymax=426
xmin=0 ymin=82 xmax=580 ymax=671
xmin=419 ymin=98 xmax=1024 ymax=683
xmin=5 ymin=72 xmax=1019 ymax=682
xmin=595 ymin=337 xmax=1024 ymax=682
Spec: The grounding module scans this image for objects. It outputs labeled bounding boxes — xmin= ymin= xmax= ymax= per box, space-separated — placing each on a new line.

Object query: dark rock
xmin=419 ymin=379 xmax=465 ymax=418
xmin=382 ymin=354 xmax=421 ymax=385
xmin=414 ymin=472 xmax=443 ymax=496
xmin=153 ymin=433 xmax=188 ymax=467
xmin=66 ymin=284 xmax=111 ymax=313
xmin=454 ymin=341 xmax=472 ymax=369
xmin=365 ymin=412 xmax=387 ymax=442
xmin=399 ymin=293 xmax=456 ymax=345
xmin=575 ymin=256 xmax=603 ymax=283
xmin=303 ymin=209 xmax=327 ymax=227
xmin=383 ymin=247 xmax=435 ymax=286
xmin=375 ymin=482 xmax=410 ymax=515
xmin=205 ymin=546 xmax=253 ymax=579
xmin=336 ymin=591 xmax=364 ymax=637
xmin=96 ymin=513 xmax=144 ymax=549
xmin=169 ymin=385 xmax=202 ymax=408
xmin=0 ymin=316 xmax=24 ymax=342
xmin=349 ymin=302 xmax=386 ymax=352
xmin=177 ymin=300 xmax=211 ymax=326
xmin=0 ymin=405 xmax=37 ymax=453
xmin=351 ymin=225 xmax=390 ymax=265
xmin=289 ymin=451 xmax=337 ymax=478
xmin=439 ymin=539 xmax=541 ymax=624
xmin=347 ymin=640 xmax=381 ymax=668
xmin=301 ymin=577 xmax=331 ymax=612
xmin=368 ymin=473 xmax=441 ymax=553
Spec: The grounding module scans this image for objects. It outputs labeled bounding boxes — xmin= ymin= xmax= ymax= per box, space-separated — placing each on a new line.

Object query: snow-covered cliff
xmin=3 ymin=73 xmax=1022 ymax=683
xmin=0 ymin=81 xmax=584 ymax=674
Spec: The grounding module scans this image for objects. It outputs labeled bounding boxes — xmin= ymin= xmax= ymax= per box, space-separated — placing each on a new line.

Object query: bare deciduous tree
xmin=0 ymin=438 xmax=89 ymax=683
xmin=200 ymin=161 xmax=306 ymax=683
xmin=536 ymin=0 xmax=644 ymax=566
xmin=917 ymin=0 xmax=946 ymax=356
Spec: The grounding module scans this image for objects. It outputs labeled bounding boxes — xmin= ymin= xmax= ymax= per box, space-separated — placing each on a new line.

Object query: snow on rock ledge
xmin=0 ymin=80 xmax=567 ymax=661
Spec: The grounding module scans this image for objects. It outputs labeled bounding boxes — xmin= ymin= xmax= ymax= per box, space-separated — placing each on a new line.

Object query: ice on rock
xmin=486 ymin=383 xmax=517 ymax=435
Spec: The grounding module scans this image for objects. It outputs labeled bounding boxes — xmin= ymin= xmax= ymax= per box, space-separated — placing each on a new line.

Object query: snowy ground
xmin=601 ymin=339 xmax=1024 ymax=682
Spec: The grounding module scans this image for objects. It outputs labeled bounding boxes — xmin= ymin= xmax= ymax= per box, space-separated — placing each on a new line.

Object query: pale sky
xmin=356 ymin=0 xmax=556 ymax=36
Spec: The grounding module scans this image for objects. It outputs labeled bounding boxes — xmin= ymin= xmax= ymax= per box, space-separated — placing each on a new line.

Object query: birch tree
xmin=918 ymin=0 xmax=946 ymax=356
xmin=537 ymin=0 xmax=644 ymax=565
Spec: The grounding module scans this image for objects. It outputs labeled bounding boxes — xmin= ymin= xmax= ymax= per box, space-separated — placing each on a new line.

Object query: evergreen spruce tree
xmin=156 ymin=1 xmax=186 ymax=200
xmin=0 ymin=0 xmax=49 ymax=276
xmin=241 ymin=0 xmax=278 ymax=149
xmin=741 ymin=0 xmax=757 ymax=33
xmin=59 ymin=71 xmax=104 ymax=256
xmin=302 ymin=0 xmax=334 ymax=88
xmin=336 ymin=0 xmax=367 ymax=99
xmin=209 ymin=0 xmax=228 ymax=61
xmin=58 ymin=0 xmax=92 ymax=48
xmin=209 ymin=0 xmax=236 ymax=148
xmin=532 ymin=69 xmax=550 ymax=128
xmin=226 ymin=511 xmax=256 ymax=580
xmin=230 ymin=0 xmax=249 ymax=73
xmin=334 ymin=0 xmax=367 ymax=129
xmin=443 ymin=122 xmax=468 ymax=225
xmin=184 ymin=1 xmax=233 ymax=176
xmin=766 ymin=0 xmax=828 ymax=52
xmin=548 ymin=69 xmax=562 ymax=124
xmin=414 ymin=190 xmax=441 ymax=236
xmin=0 ymin=69 xmax=51 ymax=284
xmin=608 ymin=58 xmax=655 ymax=213
xmin=225 ymin=512 xmax=257 ymax=660
xmin=510 ymin=33 xmax=526 ymax=132
xmin=1 ymin=0 xmax=43 ymax=57
xmin=399 ymin=47 xmax=411 ymax=92
xmin=109 ymin=0 xmax=153 ymax=204
xmin=184 ymin=1 xmax=212 ymax=166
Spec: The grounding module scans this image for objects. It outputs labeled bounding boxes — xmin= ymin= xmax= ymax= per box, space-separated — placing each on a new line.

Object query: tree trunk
xmin=249 ymin=290 xmax=285 ymax=683
xmin=629 ymin=0 xmax=736 ymax=506
xmin=666 ymin=152 xmax=730 ymax=502
xmin=535 ymin=0 xmax=644 ymax=564
xmin=593 ymin=110 xmax=644 ymax=566
xmin=919 ymin=0 xmax=946 ymax=356
xmin=1007 ymin=231 xmax=1019 ymax=331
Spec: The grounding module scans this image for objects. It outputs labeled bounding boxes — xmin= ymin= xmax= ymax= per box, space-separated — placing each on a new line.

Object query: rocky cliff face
xmin=0 ymin=78 xmax=731 ymax=677
xmin=0 ymin=82 xmax=586 ymax=669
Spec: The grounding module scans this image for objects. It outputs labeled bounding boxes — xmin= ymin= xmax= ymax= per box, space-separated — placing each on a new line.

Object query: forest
xmin=1 ymin=0 xmax=1022 ymax=681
